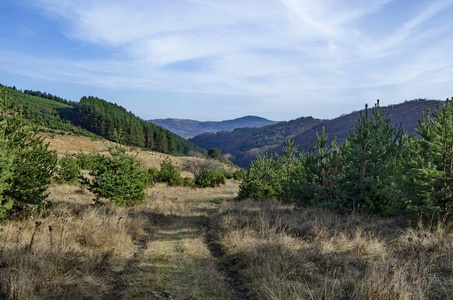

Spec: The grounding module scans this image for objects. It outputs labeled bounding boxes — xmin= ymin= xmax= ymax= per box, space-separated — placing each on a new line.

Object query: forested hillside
xmin=72 ymin=96 xmax=205 ymax=154
xmin=149 ymin=116 xmax=278 ymax=138
xmin=191 ymin=99 xmax=442 ymax=167
xmin=191 ymin=116 xmax=323 ymax=167
xmin=1 ymin=85 xmax=205 ymax=156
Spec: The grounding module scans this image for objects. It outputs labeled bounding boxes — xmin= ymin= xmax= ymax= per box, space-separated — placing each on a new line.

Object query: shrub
xmin=86 ymin=146 xmax=146 ymax=206
xmin=238 ymin=153 xmax=279 ymax=199
xmin=157 ymin=157 xmax=182 ymax=186
xmin=75 ymin=151 xmax=97 ymax=170
xmin=0 ymin=123 xmax=15 ymax=219
xmin=0 ymin=87 xmax=57 ymax=218
xmin=233 ymin=169 xmax=245 ymax=180
xmin=221 ymin=169 xmax=233 ymax=179
xmin=144 ymin=167 xmax=159 ymax=188
xmin=194 ymin=168 xmax=226 ymax=188
xmin=182 ymin=177 xmax=195 ymax=187
xmin=56 ymin=153 xmax=81 ymax=185
xmin=208 ymin=148 xmax=223 ymax=160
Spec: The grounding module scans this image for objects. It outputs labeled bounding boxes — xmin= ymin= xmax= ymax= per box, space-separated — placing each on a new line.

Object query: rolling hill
xmin=1 ymin=85 xmax=206 ymax=156
xmin=190 ymin=99 xmax=443 ymax=168
xmin=148 ymin=116 xmax=277 ymax=138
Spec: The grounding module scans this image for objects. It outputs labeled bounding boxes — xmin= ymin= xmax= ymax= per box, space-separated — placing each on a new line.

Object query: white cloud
xmin=5 ymin=0 xmax=453 ymax=119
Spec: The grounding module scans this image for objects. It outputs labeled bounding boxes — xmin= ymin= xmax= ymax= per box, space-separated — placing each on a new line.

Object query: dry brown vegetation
xmin=215 ymin=200 xmax=453 ymax=300
xmin=1 ymin=179 xmax=452 ymax=299
xmin=0 ymin=181 xmax=239 ymax=300
xmin=0 ymin=184 xmax=148 ymax=299
xmin=1 ymin=133 xmax=451 ymax=299
xmin=43 ymin=132 xmax=235 ymax=176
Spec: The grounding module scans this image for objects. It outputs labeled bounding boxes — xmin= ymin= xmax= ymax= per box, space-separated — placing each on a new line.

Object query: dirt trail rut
xmin=110 ymin=181 xmax=248 ymax=300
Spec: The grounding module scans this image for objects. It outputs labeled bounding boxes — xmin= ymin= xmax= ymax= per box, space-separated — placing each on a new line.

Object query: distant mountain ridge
xmin=190 ymin=99 xmax=444 ymax=168
xmin=148 ymin=116 xmax=278 ymax=138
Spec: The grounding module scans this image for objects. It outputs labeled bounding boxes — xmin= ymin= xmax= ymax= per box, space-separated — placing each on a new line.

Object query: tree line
xmin=73 ymin=96 xmax=205 ymax=154
xmin=239 ymin=100 xmax=453 ymax=218
xmin=0 ymin=85 xmax=205 ymax=156
xmin=0 ymin=86 xmax=231 ymax=220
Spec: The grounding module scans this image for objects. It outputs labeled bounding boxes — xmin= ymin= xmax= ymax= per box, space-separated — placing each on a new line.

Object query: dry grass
xmin=2 ymin=148 xmax=448 ymax=300
xmin=0 ymin=184 xmax=149 ymax=300
xmin=120 ymin=182 xmax=239 ymax=300
xmin=43 ymin=132 xmax=236 ymax=175
xmin=216 ymin=200 xmax=453 ymax=300
xmin=0 ymin=180 xmax=240 ymax=299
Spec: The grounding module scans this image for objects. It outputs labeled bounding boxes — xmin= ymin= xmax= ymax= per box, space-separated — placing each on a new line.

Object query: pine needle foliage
xmin=56 ymin=153 xmax=81 ymax=185
xmin=0 ymin=86 xmax=57 ymax=219
xmin=339 ymin=100 xmax=406 ymax=215
xmin=157 ymin=157 xmax=182 ymax=186
xmin=404 ymin=98 xmax=453 ymax=214
xmin=87 ymin=146 xmax=146 ymax=206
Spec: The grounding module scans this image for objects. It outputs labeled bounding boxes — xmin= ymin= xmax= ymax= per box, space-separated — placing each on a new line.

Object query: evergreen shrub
xmin=86 ymin=146 xmax=146 ymax=206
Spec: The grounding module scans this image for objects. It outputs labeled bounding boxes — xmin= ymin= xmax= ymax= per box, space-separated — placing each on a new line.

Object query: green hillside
xmin=191 ymin=99 xmax=443 ymax=168
xmin=1 ymin=85 xmax=206 ymax=156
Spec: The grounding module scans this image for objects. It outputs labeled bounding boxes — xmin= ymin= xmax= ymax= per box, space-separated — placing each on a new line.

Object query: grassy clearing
xmin=122 ymin=183 xmax=238 ymax=299
xmin=1 ymin=168 xmax=450 ymax=300
xmin=215 ymin=200 xmax=453 ymax=300
xmin=0 ymin=184 xmax=148 ymax=299
xmin=0 ymin=182 xmax=239 ymax=300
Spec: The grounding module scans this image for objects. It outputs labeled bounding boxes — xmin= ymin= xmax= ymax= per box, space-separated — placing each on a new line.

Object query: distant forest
xmin=1 ymin=85 xmax=206 ymax=156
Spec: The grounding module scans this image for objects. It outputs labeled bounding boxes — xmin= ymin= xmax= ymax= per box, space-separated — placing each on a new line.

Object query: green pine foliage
xmin=0 ymin=85 xmax=206 ymax=156
xmin=86 ymin=146 xmax=146 ymax=206
xmin=22 ymin=89 xmax=76 ymax=107
xmin=404 ymin=99 xmax=453 ymax=214
xmin=157 ymin=158 xmax=182 ymax=186
xmin=0 ymin=87 xmax=57 ymax=218
xmin=194 ymin=168 xmax=226 ymax=188
xmin=56 ymin=153 xmax=81 ymax=185
xmin=0 ymin=121 xmax=15 ymax=219
xmin=238 ymin=139 xmax=302 ymax=200
xmin=290 ymin=129 xmax=343 ymax=207
xmin=238 ymin=100 xmax=453 ymax=220
xmin=238 ymin=153 xmax=277 ymax=199
xmin=144 ymin=167 xmax=159 ymax=188
xmin=1 ymin=86 xmax=92 ymax=136
xmin=75 ymin=151 xmax=98 ymax=170
xmin=339 ymin=101 xmax=406 ymax=215
xmin=75 ymin=96 xmax=206 ymax=155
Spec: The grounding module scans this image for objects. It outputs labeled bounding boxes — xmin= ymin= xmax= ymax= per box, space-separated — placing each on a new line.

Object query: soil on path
xmin=115 ymin=181 xmax=248 ymax=300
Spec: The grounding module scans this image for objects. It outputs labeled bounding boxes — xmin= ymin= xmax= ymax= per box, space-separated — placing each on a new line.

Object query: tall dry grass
xmin=216 ymin=200 xmax=453 ymax=300
xmin=0 ymin=184 xmax=149 ymax=300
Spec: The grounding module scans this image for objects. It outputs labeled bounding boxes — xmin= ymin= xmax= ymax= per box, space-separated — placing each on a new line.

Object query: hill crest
xmin=148 ymin=115 xmax=277 ymax=138
xmin=190 ymin=99 xmax=443 ymax=168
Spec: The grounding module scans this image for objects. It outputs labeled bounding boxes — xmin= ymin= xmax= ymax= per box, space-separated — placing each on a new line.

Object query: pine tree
xmin=0 ymin=87 xmax=57 ymax=218
xmin=87 ymin=145 xmax=146 ymax=206
xmin=0 ymin=120 xmax=15 ymax=219
xmin=56 ymin=153 xmax=81 ymax=185
xmin=340 ymin=100 xmax=406 ymax=215
xmin=404 ymin=99 xmax=453 ymax=214
xmin=296 ymin=128 xmax=343 ymax=207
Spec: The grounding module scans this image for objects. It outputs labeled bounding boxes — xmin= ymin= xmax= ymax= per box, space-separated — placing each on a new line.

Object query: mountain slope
xmin=1 ymin=85 xmax=206 ymax=156
xmin=190 ymin=99 xmax=443 ymax=168
xmin=148 ymin=116 xmax=278 ymax=138
xmin=190 ymin=116 xmax=324 ymax=167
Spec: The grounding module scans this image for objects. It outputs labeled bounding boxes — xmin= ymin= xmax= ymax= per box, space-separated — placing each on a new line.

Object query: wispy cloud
xmin=3 ymin=0 xmax=453 ymax=119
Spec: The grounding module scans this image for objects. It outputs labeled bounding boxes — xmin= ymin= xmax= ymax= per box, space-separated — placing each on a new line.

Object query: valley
xmin=1 ymin=163 xmax=451 ymax=299
xmin=2 ymin=1 xmax=453 ymax=298
xmin=0 ymin=85 xmax=452 ymax=299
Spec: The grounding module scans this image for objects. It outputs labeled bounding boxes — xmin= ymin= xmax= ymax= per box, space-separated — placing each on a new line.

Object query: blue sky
xmin=0 ymin=0 xmax=452 ymax=121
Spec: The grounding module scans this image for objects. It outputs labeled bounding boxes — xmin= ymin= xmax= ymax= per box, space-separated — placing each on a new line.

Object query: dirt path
xmin=117 ymin=181 xmax=247 ymax=300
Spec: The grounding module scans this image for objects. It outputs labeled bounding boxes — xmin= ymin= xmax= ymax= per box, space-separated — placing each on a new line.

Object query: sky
xmin=0 ymin=0 xmax=452 ymax=121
